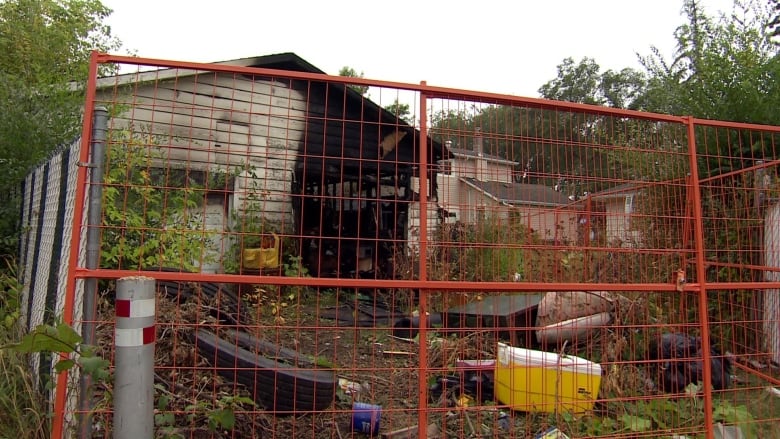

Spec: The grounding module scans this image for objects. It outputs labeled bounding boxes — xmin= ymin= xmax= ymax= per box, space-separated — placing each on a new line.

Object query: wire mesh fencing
xmin=30 ymin=52 xmax=780 ymax=438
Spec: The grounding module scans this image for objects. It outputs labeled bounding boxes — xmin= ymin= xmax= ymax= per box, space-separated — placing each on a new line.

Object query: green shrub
xmin=100 ymin=127 xmax=217 ymax=271
xmin=0 ymin=258 xmax=48 ymax=439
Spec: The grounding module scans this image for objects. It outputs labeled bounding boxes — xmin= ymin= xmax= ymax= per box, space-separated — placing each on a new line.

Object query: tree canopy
xmin=430 ymin=0 xmax=779 ymax=195
xmin=338 ymin=66 xmax=369 ymax=96
xmin=0 ymin=0 xmax=121 ymax=255
xmin=538 ymin=57 xmax=647 ymax=109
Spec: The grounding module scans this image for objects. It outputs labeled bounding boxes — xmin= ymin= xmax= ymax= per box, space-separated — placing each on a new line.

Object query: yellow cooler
xmin=494 ymin=343 xmax=601 ymax=414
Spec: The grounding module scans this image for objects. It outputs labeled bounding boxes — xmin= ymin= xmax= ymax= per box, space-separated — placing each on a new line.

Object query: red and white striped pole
xmin=113 ymin=276 xmax=155 ymax=439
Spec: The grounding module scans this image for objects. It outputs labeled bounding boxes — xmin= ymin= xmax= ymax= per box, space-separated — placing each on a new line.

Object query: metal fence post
xmin=114 ymin=276 xmax=156 ymax=439
xmin=77 ymin=105 xmax=108 ymax=438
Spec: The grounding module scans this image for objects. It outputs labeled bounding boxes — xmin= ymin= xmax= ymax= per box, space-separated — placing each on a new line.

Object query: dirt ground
xmin=91 ymin=283 xmax=519 ymax=439
xmin=89 ymin=281 xmax=780 ymax=439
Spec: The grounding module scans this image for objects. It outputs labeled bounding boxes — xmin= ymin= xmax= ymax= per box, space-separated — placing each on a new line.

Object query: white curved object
xmin=535 ymin=312 xmax=613 ymax=344
xmin=535 ymin=291 xmax=613 ymax=327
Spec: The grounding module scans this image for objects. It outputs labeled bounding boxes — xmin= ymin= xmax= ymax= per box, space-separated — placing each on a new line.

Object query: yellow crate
xmin=494 ymin=343 xmax=601 ymax=414
xmin=241 ymin=234 xmax=280 ymax=269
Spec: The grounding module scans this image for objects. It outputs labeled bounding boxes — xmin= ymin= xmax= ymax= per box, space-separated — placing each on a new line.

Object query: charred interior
xmin=294 ymin=172 xmax=412 ymax=279
xmin=289 ymin=78 xmax=444 ymax=279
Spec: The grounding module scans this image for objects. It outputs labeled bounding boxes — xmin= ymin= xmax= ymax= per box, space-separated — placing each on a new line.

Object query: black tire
xmin=158 ymin=279 xmax=252 ymax=326
xmin=155 ymin=267 xmax=196 ymax=303
xmin=193 ymin=282 xmax=253 ymax=326
xmin=192 ymin=328 xmax=337 ymax=414
xmin=152 ymin=273 xmax=336 ymax=413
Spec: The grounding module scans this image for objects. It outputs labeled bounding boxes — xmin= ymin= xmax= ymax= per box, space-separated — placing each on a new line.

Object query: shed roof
xmin=97 ymin=52 xmax=446 ymax=177
xmin=590 ymin=182 xmax=643 ymax=200
xmin=462 ymin=178 xmax=573 ymax=207
xmin=95 ymin=52 xmax=326 ymax=88
xmin=444 ymin=147 xmax=517 ymax=166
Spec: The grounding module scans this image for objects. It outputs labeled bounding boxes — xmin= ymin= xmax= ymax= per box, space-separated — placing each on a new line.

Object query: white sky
xmin=102 ymin=0 xmax=737 ymax=98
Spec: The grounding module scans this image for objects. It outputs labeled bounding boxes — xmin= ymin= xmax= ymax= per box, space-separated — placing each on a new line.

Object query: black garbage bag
xmin=646 ymin=333 xmax=732 ymax=393
xmin=429 ymin=371 xmax=494 ymax=405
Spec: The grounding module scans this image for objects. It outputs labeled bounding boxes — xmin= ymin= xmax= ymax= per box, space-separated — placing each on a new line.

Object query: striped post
xmin=113 ymin=276 xmax=155 ymax=439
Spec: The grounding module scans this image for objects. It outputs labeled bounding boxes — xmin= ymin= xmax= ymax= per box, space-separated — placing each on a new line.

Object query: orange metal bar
xmin=705 ymin=281 xmax=780 ymax=290
xmin=733 ymin=361 xmax=780 ymax=387
xmin=583 ymin=194 xmax=592 ymax=276
xmin=52 ymin=53 xmax=780 ymax=438
xmin=686 ymin=259 xmax=780 ymax=274
xmin=691 ymin=117 xmax=780 ymax=132
xmin=681 ymin=175 xmax=693 ymax=253
xmin=51 ymin=50 xmax=101 ymax=439
xmin=94 ymin=52 xmax=780 ymax=133
xmin=686 ymin=116 xmax=715 ymax=439
xmin=416 ymin=81 xmax=429 ymax=439
xmin=699 ymin=157 xmax=780 ymax=184
xmin=78 ymin=268 xmax=698 ymax=291
xmin=96 ymin=52 xmax=689 ymax=123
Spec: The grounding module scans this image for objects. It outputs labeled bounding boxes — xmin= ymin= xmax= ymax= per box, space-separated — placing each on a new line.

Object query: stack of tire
xmin=155 ymin=272 xmax=337 ymax=413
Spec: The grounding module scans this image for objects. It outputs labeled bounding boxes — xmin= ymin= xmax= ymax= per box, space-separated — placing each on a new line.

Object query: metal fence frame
xmin=17 ymin=52 xmax=780 ymax=438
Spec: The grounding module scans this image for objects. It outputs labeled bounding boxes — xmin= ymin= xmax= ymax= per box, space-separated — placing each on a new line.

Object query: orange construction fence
xmin=36 ymin=52 xmax=780 ymax=438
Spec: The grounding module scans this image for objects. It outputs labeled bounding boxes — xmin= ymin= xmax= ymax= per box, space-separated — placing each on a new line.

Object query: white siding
xmin=407 ymin=202 xmax=438 ymax=252
xmin=602 ymin=196 xmax=642 ymax=247
xmin=96 ymin=72 xmax=306 ymax=228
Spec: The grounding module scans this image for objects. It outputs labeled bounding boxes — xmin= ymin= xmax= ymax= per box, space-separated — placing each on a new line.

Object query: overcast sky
xmin=101 ymin=0 xmax=737 ymax=98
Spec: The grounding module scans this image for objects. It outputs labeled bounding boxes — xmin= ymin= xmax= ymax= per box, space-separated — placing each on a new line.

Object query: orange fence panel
xmin=30 ymin=52 xmax=780 ymax=438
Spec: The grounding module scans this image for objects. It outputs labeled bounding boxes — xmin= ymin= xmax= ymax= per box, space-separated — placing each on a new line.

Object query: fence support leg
xmin=113 ymin=276 xmax=156 ymax=439
xmin=77 ymin=105 xmax=108 ymax=438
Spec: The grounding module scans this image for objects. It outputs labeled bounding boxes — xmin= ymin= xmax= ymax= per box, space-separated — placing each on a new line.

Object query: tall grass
xmin=0 ymin=258 xmax=48 ymax=439
xmin=0 ymin=327 xmax=50 ymax=439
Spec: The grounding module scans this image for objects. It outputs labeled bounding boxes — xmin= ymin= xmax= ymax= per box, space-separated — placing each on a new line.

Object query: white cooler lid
xmin=497 ymin=342 xmax=602 ymax=376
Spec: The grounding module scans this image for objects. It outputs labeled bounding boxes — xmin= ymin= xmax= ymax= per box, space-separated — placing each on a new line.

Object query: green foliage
xmin=283 ymin=255 xmax=309 ymax=298
xmin=0 ymin=0 xmax=121 ymax=258
xmin=3 ymin=321 xmax=110 ymax=383
xmin=431 ymin=216 xmax=533 ymax=282
xmin=153 ymin=385 xmax=181 ymax=438
xmin=640 ymin=0 xmax=779 ymax=123
xmin=0 ymin=329 xmax=49 ymax=438
xmin=561 ymin=395 xmax=755 ymax=438
xmin=100 ymin=127 xmax=217 ymax=271
xmin=283 ymin=255 xmax=308 ymax=278
xmin=383 ymin=98 xmax=412 ymax=123
xmin=185 ymin=395 xmax=255 ymax=433
xmin=619 ymin=414 xmax=652 ymax=432
xmin=338 ymin=66 xmax=369 ymax=96
xmin=636 ymin=0 xmax=780 ymax=181
xmin=429 ymin=102 xmax=616 ymax=195
xmin=538 ymin=57 xmax=647 ymax=109
xmin=0 ymin=256 xmax=48 ymax=438
xmin=0 ymin=319 xmax=110 ymax=438
xmin=0 ymin=257 xmax=22 ymax=330
xmin=155 ymin=385 xmax=255 ymax=437
xmin=0 ymin=0 xmax=120 ymax=84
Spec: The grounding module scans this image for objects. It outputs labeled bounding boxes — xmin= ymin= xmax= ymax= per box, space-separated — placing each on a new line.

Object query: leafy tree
xmin=639 ymin=0 xmax=779 ymax=125
xmin=339 ymin=68 xmax=412 ymax=123
xmin=338 ymin=66 xmax=369 ymax=96
xmin=0 ymin=0 xmax=121 ymax=257
xmin=539 ymin=57 xmax=604 ymax=106
xmin=383 ymin=98 xmax=411 ymax=123
xmin=538 ymin=57 xmax=647 ymax=109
